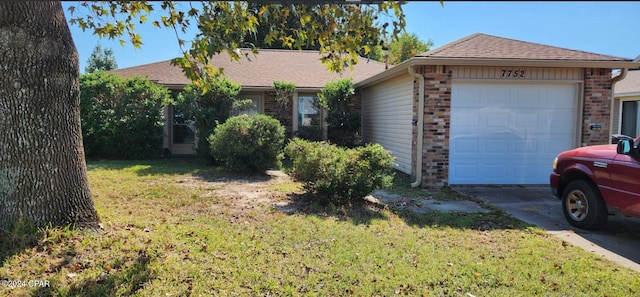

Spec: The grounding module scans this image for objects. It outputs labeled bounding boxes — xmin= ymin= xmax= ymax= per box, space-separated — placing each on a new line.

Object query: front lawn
xmin=1 ymin=159 xmax=638 ymax=296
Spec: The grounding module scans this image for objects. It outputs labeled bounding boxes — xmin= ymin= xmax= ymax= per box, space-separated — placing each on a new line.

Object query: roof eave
xmin=355 ymin=57 xmax=640 ymax=88
xmin=414 ymin=57 xmax=639 ymax=68
xmin=615 ymin=92 xmax=640 ymax=98
xmin=241 ymin=86 xmax=323 ymax=92
xmin=157 ymin=83 xmax=188 ymax=90
xmin=354 ymin=58 xmax=418 ymax=88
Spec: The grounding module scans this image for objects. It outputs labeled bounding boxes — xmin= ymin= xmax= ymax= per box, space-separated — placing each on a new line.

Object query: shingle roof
xmin=108 ymin=49 xmax=387 ymax=89
xmin=418 ymin=33 xmax=632 ymax=62
xmin=616 ymin=69 xmax=640 ymax=95
xmin=357 ymin=33 xmax=639 ymax=88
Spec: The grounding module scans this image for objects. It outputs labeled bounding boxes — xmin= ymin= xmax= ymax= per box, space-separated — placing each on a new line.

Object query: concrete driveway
xmin=453 ymin=185 xmax=640 ymax=273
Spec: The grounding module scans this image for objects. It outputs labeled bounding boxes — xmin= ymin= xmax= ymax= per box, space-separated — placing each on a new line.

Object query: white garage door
xmin=362 ymin=74 xmax=414 ymax=174
xmin=450 ymin=83 xmax=577 ymax=184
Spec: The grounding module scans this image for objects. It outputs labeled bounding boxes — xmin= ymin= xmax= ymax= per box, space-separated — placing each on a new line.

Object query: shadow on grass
xmin=276 ymin=192 xmax=390 ymax=226
xmin=86 ymin=158 xmax=214 ymax=176
xmin=36 ymin=250 xmax=156 ymax=297
xmin=276 ymin=192 xmax=532 ymax=231
xmin=0 ymin=223 xmax=41 ymax=267
xmin=393 ymin=207 xmax=533 ymax=230
xmin=86 ymin=158 xmax=276 ymax=184
xmin=2 ymin=221 xmax=157 ymax=297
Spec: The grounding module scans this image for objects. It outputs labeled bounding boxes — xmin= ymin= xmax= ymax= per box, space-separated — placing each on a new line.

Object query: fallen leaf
xmin=70 ymin=263 xmax=83 ymax=272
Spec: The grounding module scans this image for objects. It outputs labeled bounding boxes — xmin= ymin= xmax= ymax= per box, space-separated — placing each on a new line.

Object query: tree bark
xmin=0 ymin=2 xmax=100 ymax=230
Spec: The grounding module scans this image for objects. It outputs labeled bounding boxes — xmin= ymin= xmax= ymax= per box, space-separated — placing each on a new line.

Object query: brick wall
xmin=419 ymin=65 xmax=452 ymax=188
xmin=582 ymin=68 xmax=613 ymax=146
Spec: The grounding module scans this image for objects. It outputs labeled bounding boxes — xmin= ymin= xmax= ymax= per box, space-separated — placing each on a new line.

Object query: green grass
xmin=385 ymin=171 xmax=470 ymax=201
xmin=2 ymin=159 xmax=639 ymax=296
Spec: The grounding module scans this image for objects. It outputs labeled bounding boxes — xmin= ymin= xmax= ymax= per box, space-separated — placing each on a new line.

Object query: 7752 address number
xmin=501 ymin=70 xmax=525 ymax=78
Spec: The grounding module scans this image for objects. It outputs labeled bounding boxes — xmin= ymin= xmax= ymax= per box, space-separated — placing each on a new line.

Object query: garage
xmin=450 ymin=82 xmax=578 ymax=184
xmin=361 ymin=74 xmax=414 ymax=174
xmin=355 ymin=33 xmax=638 ymax=187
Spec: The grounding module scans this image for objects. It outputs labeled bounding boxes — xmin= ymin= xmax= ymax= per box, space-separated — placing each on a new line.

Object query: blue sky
xmin=63 ymin=1 xmax=640 ymax=72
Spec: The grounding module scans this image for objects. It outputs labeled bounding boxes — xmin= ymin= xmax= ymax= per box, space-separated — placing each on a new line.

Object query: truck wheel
xmin=561 ymin=180 xmax=608 ymax=230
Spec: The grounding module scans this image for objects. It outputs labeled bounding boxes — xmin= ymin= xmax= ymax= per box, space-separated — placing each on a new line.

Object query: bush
xmin=317 ymin=78 xmax=360 ymax=146
xmin=80 ymin=71 xmax=169 ymax=159
xmin=175 ymin=78 xmax=242 ymax=160
xmin=208 ymin=114 xmax=285 ymax=172
xmin=285 ymin=138 xmax=395 ymax=205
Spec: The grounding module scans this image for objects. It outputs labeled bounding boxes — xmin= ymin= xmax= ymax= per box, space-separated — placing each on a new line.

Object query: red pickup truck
xmin=550 ymin=136 xmax=640 ymax=230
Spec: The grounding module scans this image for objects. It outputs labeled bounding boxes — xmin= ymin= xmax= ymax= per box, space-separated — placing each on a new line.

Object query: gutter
xmin=610 ymin=68 xmax=629 ymax=137
xmin=356 ymin=57 xmax=639 ymax=89
xmin=408 ymin=65 xmax=424 ymax=188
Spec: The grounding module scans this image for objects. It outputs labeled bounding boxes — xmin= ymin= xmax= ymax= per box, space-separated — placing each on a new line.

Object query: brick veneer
xmin=419 ymin=65 xmax=452 ymax=188
xmin=582 ymin=68 xmax=613 ymax=146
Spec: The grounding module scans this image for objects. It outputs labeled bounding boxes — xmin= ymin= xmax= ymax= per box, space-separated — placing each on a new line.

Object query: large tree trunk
xmin=0 ymin=2 xmax=100 ymax=230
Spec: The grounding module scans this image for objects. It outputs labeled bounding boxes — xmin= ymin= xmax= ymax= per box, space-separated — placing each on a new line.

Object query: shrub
xmin=273 ymin=80 xmax=295 ymax=119
xmin=79 ymin=71 xmax=169 ymax=159
xmin=175 ymin=78 xmax=242 ymax=160
xmin=208 ymin=114 xmax=285 ymax=172
xmin=317 ymin=78 xmax=360 ymax=146
xmin=285 ymin=138 xmax=395 ymax=205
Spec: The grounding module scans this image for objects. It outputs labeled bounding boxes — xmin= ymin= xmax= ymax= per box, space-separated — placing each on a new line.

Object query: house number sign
xmin=501 ymin=69 xmax=525 ymax=78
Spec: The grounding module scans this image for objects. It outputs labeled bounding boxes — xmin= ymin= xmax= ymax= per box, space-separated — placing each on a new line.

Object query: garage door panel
xmin=453 ymin=138 xmax=479 ymax=153
xmin=450 ymin=83 xmax=577 ymax=185
xmin=486 ymin=164 xmax=509 ymax=178
xmin=452 ymin=164 xmax=479 ymax=180
xmin=456 ymin=113 xmax=481 ymax=128
xmin=516 ymin=114 xmax=538 ymax=128
xmin=486 ymin=139 xmax=509 ymax=153
xmin=514 ymin=139 xmax=538 ymax=153
xmin=487 ymin=113 xmax=509 ymax=127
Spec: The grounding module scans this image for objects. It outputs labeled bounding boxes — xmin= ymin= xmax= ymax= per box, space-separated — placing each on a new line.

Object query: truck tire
xmin=561 ymin=180 xmax=608 ymax=230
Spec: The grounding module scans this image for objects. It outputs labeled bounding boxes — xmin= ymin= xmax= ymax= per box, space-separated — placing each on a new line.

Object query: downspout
xmin=409 ymin=65 xmax=425 ymax=188
xmin=610 ymin=68 xmax=628 ymax=137
xmin=612 ymin=67 xmax=628 ymax=86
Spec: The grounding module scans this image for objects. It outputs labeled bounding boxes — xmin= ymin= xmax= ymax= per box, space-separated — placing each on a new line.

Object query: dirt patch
xmin=176 ymin=170 xmax=302 ymax=219
xmin=175 ymin=170 xmax=489 ymax=220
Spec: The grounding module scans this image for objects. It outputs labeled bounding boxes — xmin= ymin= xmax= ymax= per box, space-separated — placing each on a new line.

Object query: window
xmin=172 ymin=106 xmax=196 ymax=144
xmin=297 ymin=95 xmax=323 ymax=140
xmin=233 ymin=94 xmax=263 ymax=116
xmin=621 ymin=100 xmax=640 ymax=137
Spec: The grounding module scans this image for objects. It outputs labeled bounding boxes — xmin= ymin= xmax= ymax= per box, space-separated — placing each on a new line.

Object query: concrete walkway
xmin=368 ymin=190 xmax=490 ymax=214
xmin=453 ymin=185 xmax=640 ymax=273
